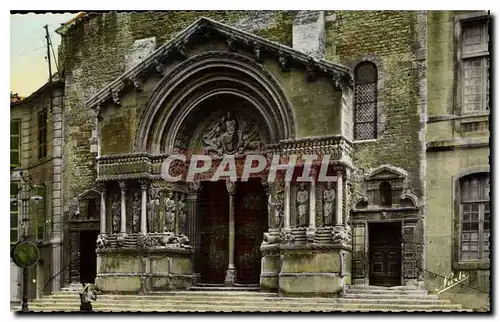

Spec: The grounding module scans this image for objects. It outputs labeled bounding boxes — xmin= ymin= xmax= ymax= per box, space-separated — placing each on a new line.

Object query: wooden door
xmin=199 ymin=181 xmax=229 ymax=284
xmin=234 ymin=179 xmax=267 ymax=284
xmin=369 ymin=222 xmax=402 ymax=286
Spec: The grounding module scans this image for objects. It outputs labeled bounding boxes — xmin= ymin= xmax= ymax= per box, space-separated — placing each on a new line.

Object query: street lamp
xmin=13 ymin=173 xmax=43 ymax=312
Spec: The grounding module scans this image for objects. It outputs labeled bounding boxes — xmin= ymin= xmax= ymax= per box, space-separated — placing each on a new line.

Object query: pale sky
xmin=10 ymin=13 xmax=76 ymax=97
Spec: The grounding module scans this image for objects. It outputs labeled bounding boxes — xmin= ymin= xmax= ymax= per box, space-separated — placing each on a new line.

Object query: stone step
xmin=343 ymin=293 xmax=440 ymax=300
xmin=49 ymin=291 xmax=277 ymax=298
xmin=188 ymin=286 xmax=261 ymax=292
xmin=15 ymin=302 xmax=465 ymax=312
xmin=345 ymin=289 xmax=429 ymax=296
xmin=31 ymin=297 xmax=453 ymax=306
xmin=347 ymin=285 xmax=422 ymax=290
xmin=13 ymin=306 xmax=471 ymax=313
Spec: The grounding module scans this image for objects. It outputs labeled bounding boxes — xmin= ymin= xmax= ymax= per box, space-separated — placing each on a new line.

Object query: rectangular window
xmin=460 ymin=174 xmax=490 ymax=261
xmin=461 ymin=18 xmax=489 ymax=114
xmin=10 ymin=182 xmax=19 ymax=244
xmin=38 ymin=109 xmax=47 ymax=159
xmin=10 ymin=120 xmax=21 ymax=168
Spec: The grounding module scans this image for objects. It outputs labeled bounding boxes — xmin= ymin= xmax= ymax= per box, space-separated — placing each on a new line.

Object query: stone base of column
xmin=192 ymin=273 xmax=201 ymax=285
xmin=224 ymin=266 xmax=237 ymax=286
xmin=306 ymin=227 xmax=316 ymax=243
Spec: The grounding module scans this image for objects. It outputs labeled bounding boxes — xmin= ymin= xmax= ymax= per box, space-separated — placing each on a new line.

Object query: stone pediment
xmin=365 ymin=165 xmax=408 ymax=181
xmin=84 ymin=17 xmax=352 ymax=111
xmin=77 ymin=188 xmax=101 ymax=200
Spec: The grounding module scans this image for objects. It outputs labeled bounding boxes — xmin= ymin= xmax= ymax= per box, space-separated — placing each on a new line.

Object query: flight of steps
xmin=13 ymin=285 xmax=468 ymax=312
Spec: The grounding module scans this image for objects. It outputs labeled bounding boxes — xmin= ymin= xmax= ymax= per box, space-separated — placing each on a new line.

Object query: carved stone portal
xmin=202 ymin=112 xmax=262 ymax=156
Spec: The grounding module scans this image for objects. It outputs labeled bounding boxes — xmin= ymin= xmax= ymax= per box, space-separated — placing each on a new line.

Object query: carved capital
xmin=139 ymin=179 xmax=149 ymax=191
xmin=118 ymin=180 xmax=127 ymax=193
xmin=96 ymin=182 xmax=106 ymax=194
xmin=188 ymin=181 xmax=201 ymax=194
xmin=225 ymin=179 xmax=237 ymax=195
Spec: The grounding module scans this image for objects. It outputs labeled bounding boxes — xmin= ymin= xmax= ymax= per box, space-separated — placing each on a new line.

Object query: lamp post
xmin=16 ymin=173 xmax=43 ymax=312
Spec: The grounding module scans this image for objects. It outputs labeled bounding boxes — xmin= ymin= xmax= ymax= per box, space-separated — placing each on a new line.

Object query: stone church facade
xmin=10 ymin=11 xmax=490 ymax=311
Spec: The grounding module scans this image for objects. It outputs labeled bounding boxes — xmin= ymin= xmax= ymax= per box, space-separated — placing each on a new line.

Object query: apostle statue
xmin=111 ymin=193 xmax=121 ymax=233
xmin=177 ymin=194 xmax=187 ymax=234
xmin=296 ymin=183 xmax=308 ymax=227
xmin=323 ymin=181 xmax=336 ymax=227
xmin=148 ymin=189 xmax=160 ymax=233
xmin=131 ymin=192 xmax=141 ymax=233
xmin=164 ymin=191 xmax=176 ymax=232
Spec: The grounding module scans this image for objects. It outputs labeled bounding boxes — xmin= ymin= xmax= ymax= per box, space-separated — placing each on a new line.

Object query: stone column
xmin=99 ymin=183 xmax=106 ymax=234
xmin=336 ymin=171 xmax=343 ymax=226
xmin=283 ymin=180 xmax=291 ymax=230
xmin=188 ymin=181 xmax=201 ymax=284
xmin=306 ymin=168 xmax=316 ymax=242
xmin=119 ymin=181 xmax=127 ymax=234
xmin=140 ymin=180 xmax=148 ymax=234
xmin=225 ymin=180 xmax=237 ymax=286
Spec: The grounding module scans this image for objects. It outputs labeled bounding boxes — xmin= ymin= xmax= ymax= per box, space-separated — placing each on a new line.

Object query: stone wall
xmin=324 ymin=10 xmax=424 ymax=200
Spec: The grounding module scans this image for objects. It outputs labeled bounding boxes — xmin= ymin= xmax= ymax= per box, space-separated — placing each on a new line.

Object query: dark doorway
xmin=198 ymin=181 xmax=229 ymax=284
xmin=368 ymin=222 xmax=402 ymax=286
xmin=234 ymin=179 xmax=267 ymax=284
xmin=79 ymin=230 xmax=98 ymax=284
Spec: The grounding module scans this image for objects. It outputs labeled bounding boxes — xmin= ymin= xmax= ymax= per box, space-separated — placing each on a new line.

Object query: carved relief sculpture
xmin=323 ymin=181 xmax=336 ymax=227
xmin=164 ymin=191 xmax=176 ymax=232
xmin=203 ymin=112 xmax=262 ymax=156
xmin=332 ymin=225 xmax=352 ymax=247
xmin=273 ymin=182 xmax=285 ymax=229
xmin=177 ymin=194 xmax=187 ymax=234
xmin=132 ymin=192 xmax=141 ymax=233
xmin=148 ymin=189 xmax=160 ymax=233
xmin=111 ymin=193 xmax=121 ymax=233
xmin=296 ymin=183 xmax=308 ymax=227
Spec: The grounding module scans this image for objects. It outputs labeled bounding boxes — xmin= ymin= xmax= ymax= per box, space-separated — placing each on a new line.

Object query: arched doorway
xmin=197 ymin=178 xmax=267 ymax=285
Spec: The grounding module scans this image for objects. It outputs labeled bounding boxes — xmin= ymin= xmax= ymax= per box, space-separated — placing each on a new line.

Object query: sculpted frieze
xmin=202 ymin=112 xmax=263 ymax=156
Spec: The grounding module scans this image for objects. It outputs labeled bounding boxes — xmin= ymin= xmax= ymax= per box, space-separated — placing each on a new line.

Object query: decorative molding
xmin=84 ymin=17 xmax=351 ymax=111
xmin=135 ymin=51 xmax=296 ymax=153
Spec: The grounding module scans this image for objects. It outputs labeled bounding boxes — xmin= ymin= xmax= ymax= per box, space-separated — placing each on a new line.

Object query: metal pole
xmin=21 ymin=268 xmax=28 ymax=311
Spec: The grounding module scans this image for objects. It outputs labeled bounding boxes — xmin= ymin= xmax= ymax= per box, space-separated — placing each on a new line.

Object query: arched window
xmin=354 ymin=62 xmax=378 ymax=140
xmin=460 ymin=173 xmax=490 ymax=260
xmin=379 ymin=181 xmax=392 ymax=207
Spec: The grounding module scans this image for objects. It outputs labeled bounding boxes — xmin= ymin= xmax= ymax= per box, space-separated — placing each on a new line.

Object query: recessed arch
xmin=134 ymin=51 xmax=296 ymax=154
